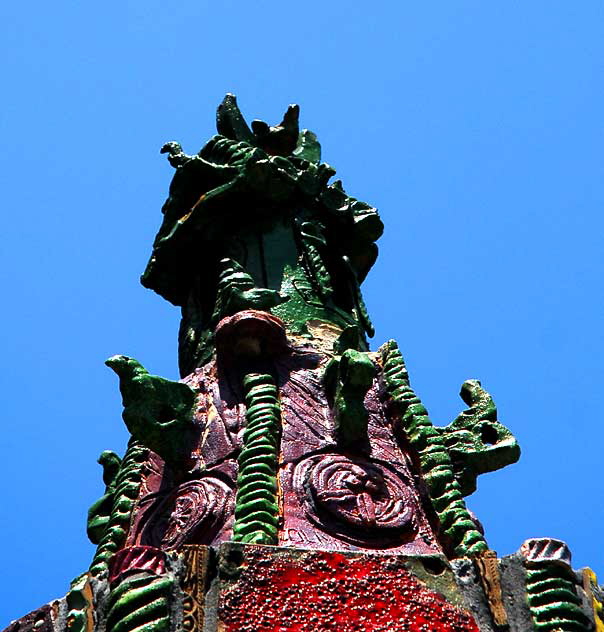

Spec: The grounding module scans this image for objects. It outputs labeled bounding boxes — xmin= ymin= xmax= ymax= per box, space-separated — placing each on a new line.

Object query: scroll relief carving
xmin=140 ymin=477 xmax=234 ymax=548
xmin=294 ymin=453 xmax=420 ymax=542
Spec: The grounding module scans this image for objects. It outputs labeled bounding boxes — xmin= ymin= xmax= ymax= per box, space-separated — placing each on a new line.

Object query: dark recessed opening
xmin=226 ymin=547 xmax=244 ymax=567
xmin=157 ymin=405 xmax=175 ymax=424
xmin=480 ymin=424 xmax=499 ymax=446
xmin=422 ymin=557 xmax=447 ymax=575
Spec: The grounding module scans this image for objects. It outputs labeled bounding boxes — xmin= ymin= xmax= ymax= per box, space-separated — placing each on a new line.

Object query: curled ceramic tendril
xmin=232 ymin=373 xmax=281 ymax=544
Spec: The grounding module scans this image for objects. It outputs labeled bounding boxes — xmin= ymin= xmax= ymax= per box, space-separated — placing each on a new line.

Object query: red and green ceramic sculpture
xmin=4 ymin=96 xmax=602 ymax=632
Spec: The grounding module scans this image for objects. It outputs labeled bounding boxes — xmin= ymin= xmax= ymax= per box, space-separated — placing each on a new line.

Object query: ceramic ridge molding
xmin=232 ymin=372 xmax=282 ymax=545
xmin=4 ymin=95 xmax=600 ymax=632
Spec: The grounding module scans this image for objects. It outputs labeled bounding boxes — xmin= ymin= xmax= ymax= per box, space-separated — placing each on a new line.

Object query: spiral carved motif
xmin=141 ymin=477 xmax=233 ymax=549
xmin=295 ymin=454 xmax=417 ymax=538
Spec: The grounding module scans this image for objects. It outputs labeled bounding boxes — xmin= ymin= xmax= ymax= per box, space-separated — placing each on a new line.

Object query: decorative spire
xmin=142 ymin=94 xmax=383 ymax=374
xmin=5 ymin=96 xmax=599 ymax=632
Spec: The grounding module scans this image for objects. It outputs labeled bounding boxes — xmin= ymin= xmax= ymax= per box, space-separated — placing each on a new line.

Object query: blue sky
xmin=1 ymin=1 xmax=603 ymax=622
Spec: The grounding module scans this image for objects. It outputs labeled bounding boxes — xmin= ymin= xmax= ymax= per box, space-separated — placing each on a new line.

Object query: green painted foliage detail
xmin=293 ymin=129 xmax=321 ymax=164
xmin=89 ymin=439 xmax=147 ymax=578
xmin=212 ymin=258 xmax=286 ymax=322
xmin=380 ymin=340 xmax=488 ymax=557
xmin=232 ymin=373 xmax=281 ymax=545
xmin=105 ymin=355 xmax=196 ymax=465
xmin=90 ymin=356 xmax=193 ymax=575
xmin=271 ymin=264 xmax=363 ymax=339
xmin=297 ymin=220 xmax=333 ymax=300
xmin=438 ymin=379 xmax=521 ymax=496
xmin=525 ymin=564 xmax=591 ymax=631
xmin=106 ymin=574 xmax=173 ymax=632
xmin=326 ymin=349 xmax=376 ymax=448
xmin=142 ymin=96 xmax=383 ymax=363
xmin=87 ymin=450 xmax=122 ymax=545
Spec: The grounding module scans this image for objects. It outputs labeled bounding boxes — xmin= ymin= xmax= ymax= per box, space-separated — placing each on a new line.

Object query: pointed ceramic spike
xmin=281 ymin=104 xmax=300 ymax=131
xmin=251 ymin=103 xmax=301 ymax=156
xmin=216 ymin=93 xmax=255 ymax=143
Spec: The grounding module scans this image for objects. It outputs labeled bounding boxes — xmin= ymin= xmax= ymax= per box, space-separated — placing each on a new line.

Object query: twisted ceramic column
xmin=232 ymin=372 xmax=281 ymax=544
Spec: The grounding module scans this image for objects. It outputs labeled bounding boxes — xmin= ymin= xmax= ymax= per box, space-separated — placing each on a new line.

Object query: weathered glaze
xmin=4 ymin=96 xmax=599 ymax=632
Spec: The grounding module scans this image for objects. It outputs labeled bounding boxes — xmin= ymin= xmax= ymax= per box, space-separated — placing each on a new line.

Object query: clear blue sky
xmin=1 ymin=1 xmax=603 ymax=623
